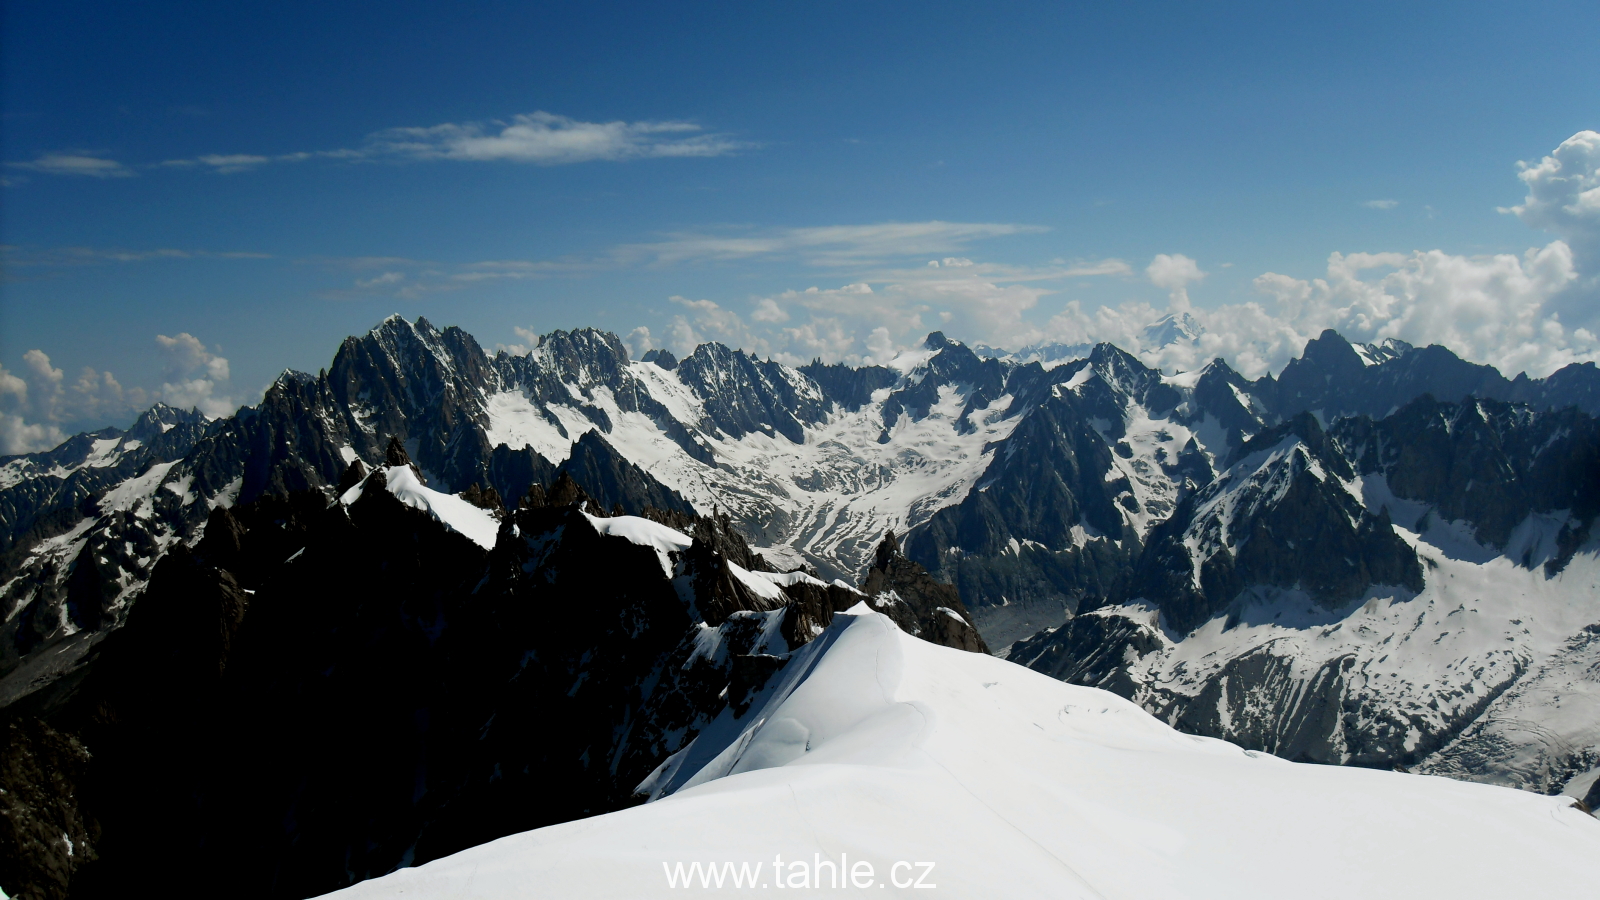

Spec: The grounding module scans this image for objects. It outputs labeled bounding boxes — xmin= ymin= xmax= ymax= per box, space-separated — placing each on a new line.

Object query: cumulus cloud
xmin=156 ymin=333 xmax=235 ymax=417
xmin=7 ymin=153 xmax=133 ymax=179
xmin=1038 ymin=241 xmax=1591 ymax=380
xmin=656 ymin=135 xmax=1600 ymax=382
xmin=494 ymin=325 xmax=543 ymax=357
xmin=0 ymin=349 xmax=154 ymax=454
xmin=1145 ymin=254 xmax=1205 ymax=313
xmin=1507 ymin=130 xmax=1600 ymax=263
xmin=623 ymin=326 xmax=654 ymax=359
xmin=659 ymin=262 xmax=1070 ymax=366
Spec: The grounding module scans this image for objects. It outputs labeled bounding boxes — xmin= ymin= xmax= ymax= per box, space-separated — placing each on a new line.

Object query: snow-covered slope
xmin=329 ymin=610 xmax=1600 ymax=899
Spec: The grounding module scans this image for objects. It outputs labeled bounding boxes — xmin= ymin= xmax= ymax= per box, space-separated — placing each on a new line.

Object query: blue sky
xmin=2 ymin=1 xmax=1598 ymax=449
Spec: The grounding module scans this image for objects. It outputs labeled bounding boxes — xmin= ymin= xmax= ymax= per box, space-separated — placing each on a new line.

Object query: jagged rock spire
xmin=862 ymin=530 xmax=987 ymax=654
xmin=384 ymin=436 xmax=410 ymax=467
xmin=875 ymin=529 xmax=901 ymax=570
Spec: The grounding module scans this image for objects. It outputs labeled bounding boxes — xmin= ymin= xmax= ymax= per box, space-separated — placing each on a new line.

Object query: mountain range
xmin=1 ymin=314 xmax=1597 ymax=897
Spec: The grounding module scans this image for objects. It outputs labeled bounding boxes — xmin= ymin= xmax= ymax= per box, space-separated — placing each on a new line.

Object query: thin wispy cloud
xmin=367 ymin=111 xmax=747 ymax=164
xmin=617 ymin=221 xmax=1048 ymax=267
xmin=8 ymin=152 xmax=133 ymax=178
xmin=2 ymin=245 xmax=272 ymax=270
xmin=152 ymin=111 xmax=748 ymax=173
xmin=6 ymin=111 xmax=748 ymax=179
xmin=1363 ymin=199 xmax=1399 ymax=209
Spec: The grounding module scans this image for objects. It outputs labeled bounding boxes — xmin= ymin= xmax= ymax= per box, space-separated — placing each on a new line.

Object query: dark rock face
xmin=1121 ymin=413 xmax=1424 ymax=636
xmin=0 ymin=405 xmax=210 ymax=556
xmin=1011 ymin=393 xmax=1600 ymax=777
xmin=641 ymin=348 xmax=678 ymax=371
xmin=1247 ymin=328 xmax=1600 ymax=421
xmin=905 ymin=384 xmax=1141 ymax=643
xmin=0 ymin=459 xmax=979 ymax=898
xmin=797 ymin=361 xmax=896 ymax=412
xmin=860 ymin=532 xmax=988 ymax=654
xmin=555 ymin=431 xmax=693 ymax=516
xmin=1168 ymin=648 xmax=1355 ymax=763
xmin=674 ymin=342 xmax=828 ymax=443
xmin=1006 ymin=607 xmax=1163 ymax=697
xmin=1331 ymin=396 xmax=1600 ymax=570
xmin=0 ymin=718 xmax=98 ymax=899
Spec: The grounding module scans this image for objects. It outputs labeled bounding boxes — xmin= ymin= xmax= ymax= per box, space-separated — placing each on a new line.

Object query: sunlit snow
xmin=329 ymin=611 xmax=1599 ymax=899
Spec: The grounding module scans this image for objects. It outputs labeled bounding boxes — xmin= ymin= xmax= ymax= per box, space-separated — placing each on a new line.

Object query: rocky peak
xmin=860 ymin=530 xmax=988 ymax=653
xmin=383 ymin=435 xmax=410 ymax=467
xmin=797 ymin=359 xmax=896 ymax=412
xmin=545 ymin=471 xmax=595 ymax=510
xmin=881 ymin=334 xmax=1007 ymax=431
xmin=1140 ymin=312 xmax=1202 ymax=348
xmin=337 ymin=458 xmax=370 ymax=494
xmin=126 ymin=403 xmax=206 ymax=442
xmin=1085 ymin=342 xmax=1178 ymax=412
xmin=532 ymin=328 xmax=632 ymax=385
xmin=1302 ymin=328 xmax=1366 ymax=373
xmin=675 ymin=342 xmax=827 ymax=443
xmin=459 ymin=483 xmax=504 ymax=513
xmin=874 ymin=528 xmax=901 ymax=569
xmin=641 ymin=348 xmax=679 ymax=371
xmin=1226 ymin=410 xmax=1352 ymax=480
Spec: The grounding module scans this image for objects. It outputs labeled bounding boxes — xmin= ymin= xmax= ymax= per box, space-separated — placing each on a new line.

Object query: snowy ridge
xmin=340 ymin=465 xmax=502 ymax=550
xmin=330 ymin=610 xmax=1599 ymax=899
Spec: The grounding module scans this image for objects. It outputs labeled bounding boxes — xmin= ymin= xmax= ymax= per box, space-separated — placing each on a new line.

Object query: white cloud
xmin=0 ymin=349 xmax=154 ymax=454
xmin=1363 ymin=199 xmax=1399 ymax=209
xmin=1037 ymin=241 xmax=1591 ymax=380
xmin=623 ymin=326 xmax=654 ymax=359
xmin=155 ymin=110 xmax=748 ymax=174
xmin=195 ymin=153 xmax=273 ymax=173
xmin=661 ymin=262 xmax=1065 ymax=366
xmin=1146 ymin=253 xmax=1206 ymax=313
xmin=1507 ymin=130 xmax=1600 ymax=262
xmin=156 ymin=333 xmax=234 ymax=417
xmin=750 ymin=298 xmax=789 ymax=323
xmin=356 ymin=271 xmax=406 ymax=289
xmin=1047 ymin=136 xmax=1600 ymax=378
xmin=495 ymin=325 xmax=542 ymax=356
xmin=367 ymin=111 xmax=747 ymax=164
xmin=620 ymin=221 xmax=1047 ymax=267
xmin=8 ymin=153 xmax=133 ymax=179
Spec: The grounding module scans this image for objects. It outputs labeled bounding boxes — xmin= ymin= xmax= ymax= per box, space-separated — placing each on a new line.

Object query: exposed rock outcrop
xmin=861 ymin=531 xmax=988 ymax=653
